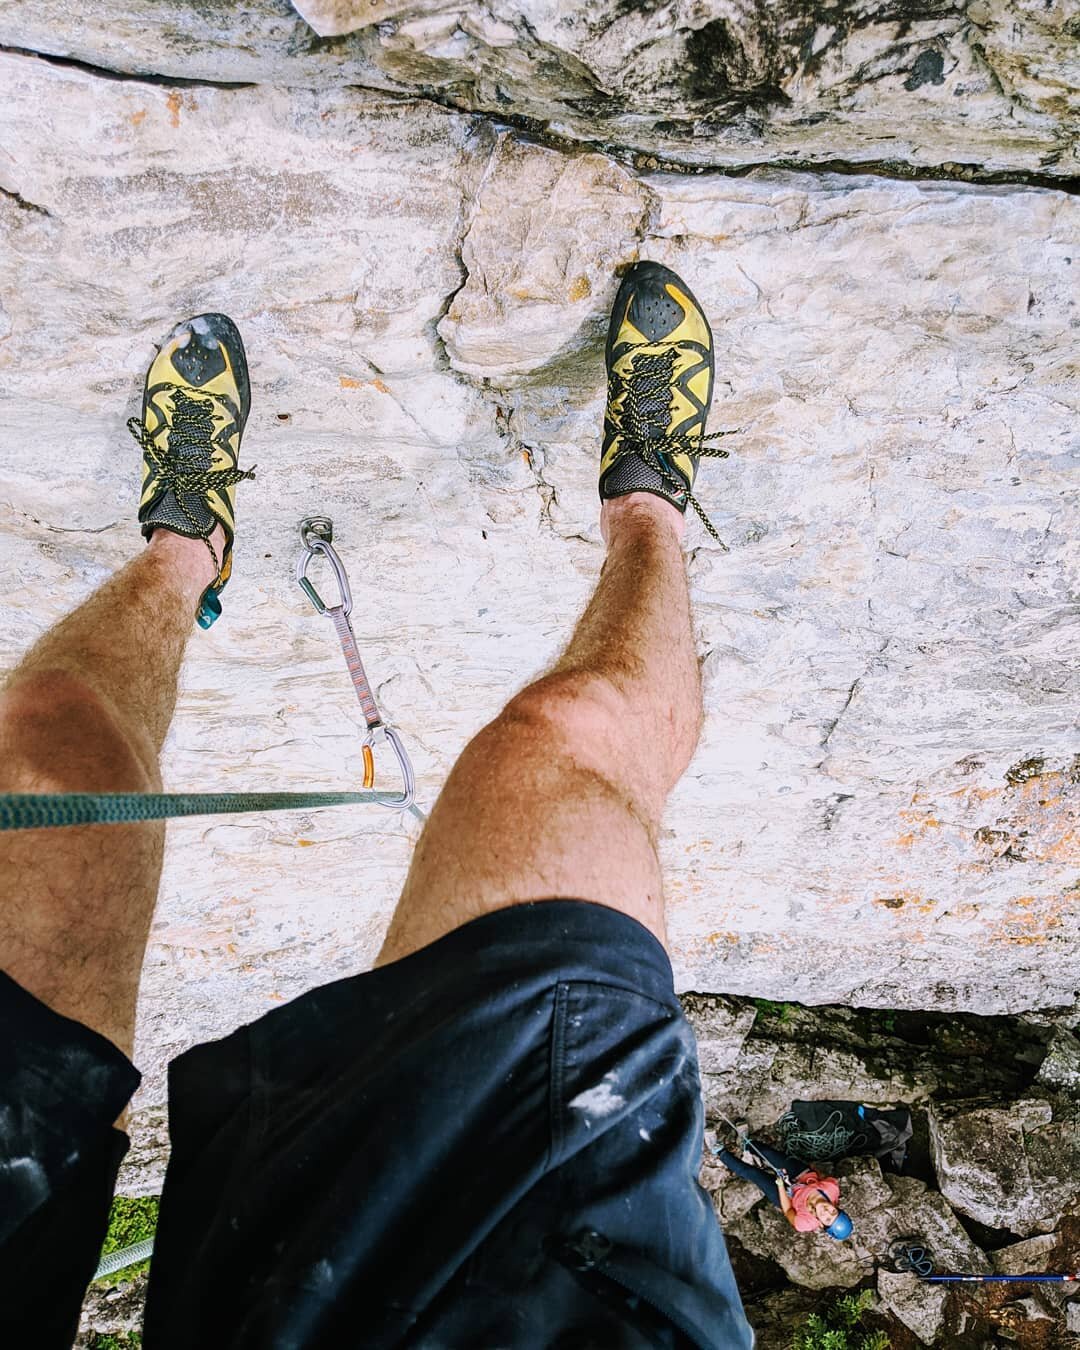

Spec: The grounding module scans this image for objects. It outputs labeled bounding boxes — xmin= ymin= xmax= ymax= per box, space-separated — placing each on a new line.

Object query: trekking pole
xmin=928 ymin=1274 xmax=1080 ymax=1284
xmin=890 ymin=1239 xmax=1080 ymax=1284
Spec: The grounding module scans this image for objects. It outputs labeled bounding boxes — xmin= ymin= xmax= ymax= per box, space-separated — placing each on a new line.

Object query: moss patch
xmin=95 ymin=1195 xmax=160 ymax=1288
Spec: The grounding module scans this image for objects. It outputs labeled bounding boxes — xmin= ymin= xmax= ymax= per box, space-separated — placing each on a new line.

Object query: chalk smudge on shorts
xmin=569 ymin=1072 xmax=624 ymax=1120
xmin=639 ymin=1127 xmax=651 ymax=1142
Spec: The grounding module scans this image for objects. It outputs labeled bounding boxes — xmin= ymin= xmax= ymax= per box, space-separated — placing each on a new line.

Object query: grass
xmin=790 ymin=1290 xmax=892 ymax=1350
xmin=84 ymin=1335 xmax=142 ymax=1350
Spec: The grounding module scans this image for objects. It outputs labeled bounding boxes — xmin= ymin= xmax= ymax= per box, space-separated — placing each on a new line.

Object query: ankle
xmin=146 ymin=525 xmax=226 ymax=593
xmin=600 ymin=493 xmax=686 ymax=548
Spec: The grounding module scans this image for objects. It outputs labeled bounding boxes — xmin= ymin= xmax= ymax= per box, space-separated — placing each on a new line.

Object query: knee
xmin=0 ymin=669 xmax=158 ymax=792
xmin=503 ymin=671 xmax=628 ymax=752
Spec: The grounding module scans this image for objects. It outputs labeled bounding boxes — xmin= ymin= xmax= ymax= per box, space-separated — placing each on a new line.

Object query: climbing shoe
xmin=129 ymin=313 xmax=255 ymax=628
xmin=600 ymin=260 xmax=731 ymax=545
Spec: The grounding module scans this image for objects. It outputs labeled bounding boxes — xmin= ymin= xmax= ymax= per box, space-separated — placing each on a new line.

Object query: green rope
xmin=94 ymin=1237 xmax=155 ymax=1281
xmin=776 ymin=1110 xmax=867 ymax=1162
xmin=0 ymin=791 xmax=421 ymax=832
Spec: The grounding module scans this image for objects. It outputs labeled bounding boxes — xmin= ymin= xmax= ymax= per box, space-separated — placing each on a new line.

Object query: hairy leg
xmin=378 ymin=492 xmax=702 ymax=963
xmin=0 ymin=529 xmax=220 ymax=1056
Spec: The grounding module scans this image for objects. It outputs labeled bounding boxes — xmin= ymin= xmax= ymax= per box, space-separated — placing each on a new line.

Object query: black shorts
xmin=1 ymin=900 xmax=750 ymax=1348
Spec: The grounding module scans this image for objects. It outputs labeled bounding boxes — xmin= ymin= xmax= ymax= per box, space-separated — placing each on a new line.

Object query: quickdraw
xmin=0 ymin=516 xmax=423 ymax=831
xmin=295 ymin=516 xmax=417 ymax=810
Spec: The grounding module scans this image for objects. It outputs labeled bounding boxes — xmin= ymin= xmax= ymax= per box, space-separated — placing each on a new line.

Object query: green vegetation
xmin=753 ymin=997 xmax=796 ymax=1023
xmin=790 ymin=1290 xmax=891 ymax=1350
xmin=94 ymin=1194 xmax=159 ymax=1288
xmin=84 ymin=1334 xmax=141 ymax=1350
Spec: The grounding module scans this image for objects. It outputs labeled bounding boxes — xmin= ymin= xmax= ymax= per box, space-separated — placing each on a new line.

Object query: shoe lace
xmin=127 ymin=386 xmax=256 ymax=580
xmin=614 ymin=344 xmax=737 ymax=549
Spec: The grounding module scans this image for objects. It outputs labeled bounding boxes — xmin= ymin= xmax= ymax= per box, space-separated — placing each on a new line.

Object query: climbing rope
xmin=712 ymin=1113 xmax=795 ymax=1194
xmin=0 ymin=517 xmax=424 ymax=831
xmin=776 ymin=1109 xmax=868 ymax=1162
xmin=93 ymin=1238 xmax=155 ymax=1282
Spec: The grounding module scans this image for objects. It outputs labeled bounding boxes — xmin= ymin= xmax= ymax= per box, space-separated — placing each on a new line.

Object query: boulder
xmin=836 ymin=1156 xmax=893 ymax=1214
xmin=710 ymin=1179 xmax=765 ymax=1227
xmin=929 ymin=1099 xmax=1080 ymax=1235
xmin=992 ymin=1233 xmax=1058 ymax=1275
xmin=689 ymin=1026 xmax=938 ymax=1131
xmin=1036 ymin=1028 xmax=1080 ymax=1096
xmin=876 ymin=1269 xmax=948 ymax=1346
xmin=726 ymin=1198 xmax=867 ymax=1291
xmin=77 ymin=1271 xmax=148 ymax=1347
xmin=1013 ymin=1296 xmax=1053 ymax=1322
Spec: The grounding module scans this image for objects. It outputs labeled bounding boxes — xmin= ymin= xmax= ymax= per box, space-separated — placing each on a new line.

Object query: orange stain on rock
xmin=129 ymin=108 xmax=147 ymax=128
xmin=987 ymin=889 xmax=1073 ymax=946
xmin=891 ymin=808 xmax=943 ymax=851
xmin=873 ymin=889 xmax=923 ymax=911
xmin=339 ymin=376 xmax=390 ymax=393
xmin=706 ymin=930 xmax=739 ymax=946
xmin=166 ymin=91 xmax=183 ymax=128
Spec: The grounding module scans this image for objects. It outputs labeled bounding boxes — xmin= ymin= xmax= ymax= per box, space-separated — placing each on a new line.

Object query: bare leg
xmin=378 ymin=492 xmax=702 ymax=963
xmin=0 ymin=528 xmax=221 ymax=1056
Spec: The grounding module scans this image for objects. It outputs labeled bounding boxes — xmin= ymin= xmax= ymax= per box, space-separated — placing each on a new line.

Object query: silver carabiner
xmin=296 ymin=528 xmax=353 ymax=618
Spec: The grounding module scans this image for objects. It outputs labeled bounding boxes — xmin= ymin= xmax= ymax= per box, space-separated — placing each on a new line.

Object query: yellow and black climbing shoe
xmin=600 ymin=260 xmax=731 ymax=545
xmin=129 ymin=313 xmax=255 ymax=629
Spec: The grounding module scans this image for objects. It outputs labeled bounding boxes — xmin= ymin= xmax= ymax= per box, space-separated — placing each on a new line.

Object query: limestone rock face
xmin=681 ymin=994 xmax=758 ymax=1076
xmin=928 ymin=1098 xmax=1080 ymax=1235
xmin=9 ymin=1 xmax=1076 ymax=178
xmin=1 ymin=0 xmax=1078 ymax=1190
xmin=439 ymin=136 xmax=653 ymax=378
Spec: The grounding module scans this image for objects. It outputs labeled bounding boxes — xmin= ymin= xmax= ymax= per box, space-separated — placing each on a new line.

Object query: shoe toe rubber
xmin=163 ymin=313 xmax=251 ymax=425
xmin=607 ymin=260 xmax=711 ymax=355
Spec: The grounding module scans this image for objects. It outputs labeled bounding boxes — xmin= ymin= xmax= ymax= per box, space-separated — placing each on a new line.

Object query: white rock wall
xmin=0 ymin=6 xmax=1078 ymax=1180
xmin=4 ymin=2 xmax=1078 ymax=178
